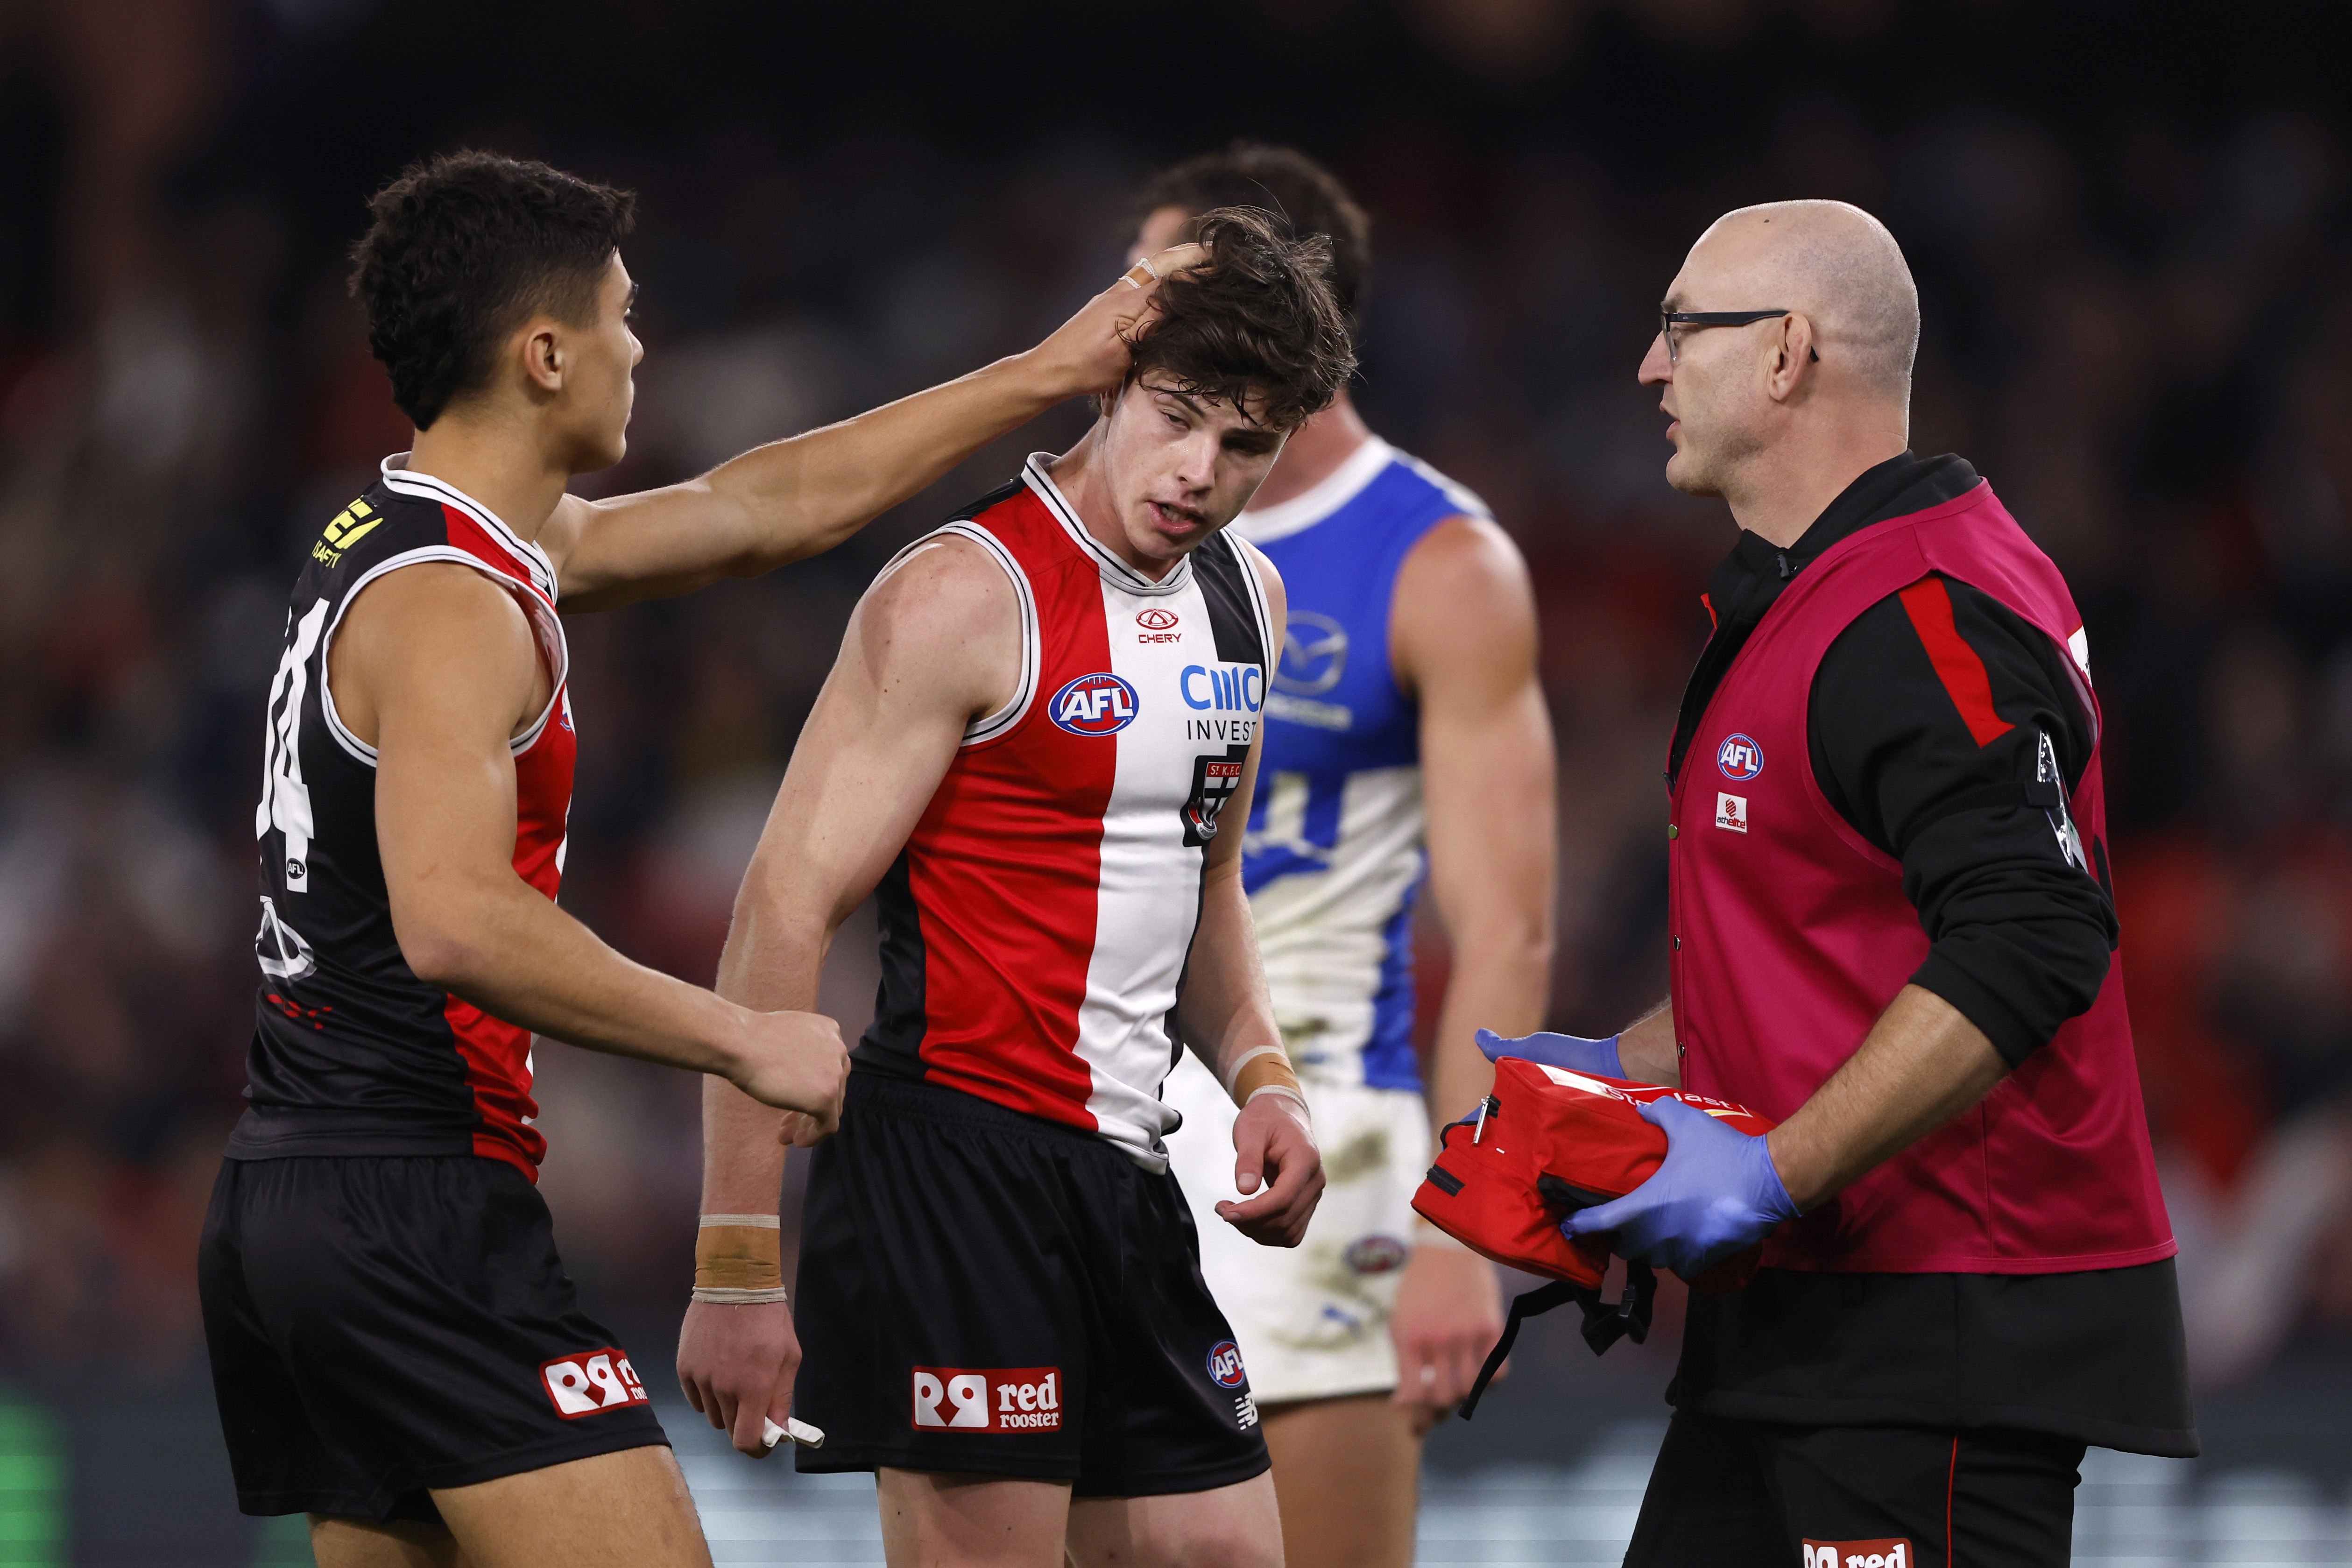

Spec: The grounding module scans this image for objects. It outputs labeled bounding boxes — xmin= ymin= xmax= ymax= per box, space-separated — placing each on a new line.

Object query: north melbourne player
xmin=199 ymin=151 xmax=1186 ymax=1568
xmin=681 ymin=209 xmax=1352 ymax=1567
xmin=1128 ymin=148 xmax=1556 ymax=1568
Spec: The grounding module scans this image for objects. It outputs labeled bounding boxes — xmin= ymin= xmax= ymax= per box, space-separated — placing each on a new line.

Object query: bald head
xmin=1689 ymin=200 xmax=1919 ymax=399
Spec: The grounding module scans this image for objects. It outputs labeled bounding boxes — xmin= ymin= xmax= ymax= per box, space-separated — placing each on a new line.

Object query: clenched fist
xmin=726 ymin=1010 xmax=848 ymax=1140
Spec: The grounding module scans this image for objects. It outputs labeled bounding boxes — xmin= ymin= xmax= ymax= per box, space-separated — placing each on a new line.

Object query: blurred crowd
xmin=1 ymin=0 xmax=2348 ymax=1400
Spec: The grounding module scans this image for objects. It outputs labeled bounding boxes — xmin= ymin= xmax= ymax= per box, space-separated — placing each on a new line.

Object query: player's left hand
xmin=1217 ymin=1091 xmax=1324 ymax=1247
xmin=1022 ymin=241 xmax=1208 ymax=400
xmin=1389 ymin=1241 xmax=1505 ymax=1434
xmin=1561 ymin=1096 xmax=1801 ymax=1279
xmin=677 ymin=1299 xmax=802 ymax=1458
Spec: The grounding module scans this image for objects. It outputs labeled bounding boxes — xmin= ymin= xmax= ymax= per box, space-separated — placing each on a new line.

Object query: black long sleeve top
xmin=1666 ymin=452 xmax=2116 ymax=1067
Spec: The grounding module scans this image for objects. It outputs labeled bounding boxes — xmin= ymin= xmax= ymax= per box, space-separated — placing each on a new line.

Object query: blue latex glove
xmin=1476 ymin=1027 xmax=1625 ymax=1081
xmin=1561 ymin=1097 xmax=1801 ymax=1278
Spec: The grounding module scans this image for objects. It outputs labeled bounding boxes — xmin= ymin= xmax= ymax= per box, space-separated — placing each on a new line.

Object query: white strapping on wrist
xmin=692 ymin=1285 xmax=790 ymax=1305
xmin=699 ymin=1214 xmax=781 ymax=1228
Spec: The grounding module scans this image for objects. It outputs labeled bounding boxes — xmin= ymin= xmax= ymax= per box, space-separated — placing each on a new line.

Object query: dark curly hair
xmin=348 ymin=151 xmax=636 ymax=429
xmin=1131 ymin=143 xmax=1372 ymax=321
xmin=1125 ymin=207 xmax=1355 ymax=432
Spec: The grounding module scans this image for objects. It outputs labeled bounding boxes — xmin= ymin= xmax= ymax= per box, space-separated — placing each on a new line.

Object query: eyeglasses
xmin=1659 ymin=308 xmax=1820 ymax=365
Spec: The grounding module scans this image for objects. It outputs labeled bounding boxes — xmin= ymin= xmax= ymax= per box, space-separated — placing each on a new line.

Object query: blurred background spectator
xmin=2 ymin=0 xmax=2351 ymax=1558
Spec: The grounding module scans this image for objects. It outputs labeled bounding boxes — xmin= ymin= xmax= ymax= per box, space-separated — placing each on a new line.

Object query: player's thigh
xmin=308 ymin=1514 xmax=467 ymax=1568
xmin=876 ymin=1468 xmax=1071 ymax=1568
xmin=1257 ymin=1394 xmax=1419 ymax=1568
xmin=1066 ymin=1470 xmax=1283 ymax=1568
xmin=427 ymin=1444 xmax=709 ymax=1568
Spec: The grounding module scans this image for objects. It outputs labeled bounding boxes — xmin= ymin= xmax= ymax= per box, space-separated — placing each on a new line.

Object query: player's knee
xmin=1162 ymin=1507 xmax=1281 ymax=1568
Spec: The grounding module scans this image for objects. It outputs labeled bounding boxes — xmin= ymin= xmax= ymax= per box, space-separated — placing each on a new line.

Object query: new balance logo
xmin=1803 ymin=1540 xmax=1910 ymax=1568
xmin=911 ymin=1366 xmax=1062 ymax=1432
xmin=539 ymin=1348 xmax=649 ymax=1418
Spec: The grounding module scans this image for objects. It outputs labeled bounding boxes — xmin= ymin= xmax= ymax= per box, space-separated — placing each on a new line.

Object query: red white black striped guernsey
xmin=856 ymin=456 xmax=1276 ymax=1169
xmin=229 ymin=455 xmax=573 ymax=1179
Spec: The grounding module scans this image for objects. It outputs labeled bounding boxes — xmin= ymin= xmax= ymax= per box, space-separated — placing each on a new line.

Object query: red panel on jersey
xmin=901 ymin=493 xmax=1111 ymax=1124
xmin=440 ymin=503 xmax=542 ymax=600
xmin=438 ymin=500 xmax=573 ymax=1175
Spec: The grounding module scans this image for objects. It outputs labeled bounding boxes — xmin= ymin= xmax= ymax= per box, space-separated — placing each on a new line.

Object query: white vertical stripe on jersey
xmin=1068 ymin=570 xmax=1231 ymax=1169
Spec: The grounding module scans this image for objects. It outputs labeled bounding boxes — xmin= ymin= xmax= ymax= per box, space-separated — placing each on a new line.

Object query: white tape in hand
xmin=761 ymin=1416 xmax=826 ymax=1451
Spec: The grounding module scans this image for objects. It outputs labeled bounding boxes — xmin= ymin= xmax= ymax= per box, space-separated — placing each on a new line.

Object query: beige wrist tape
xmin=1225 ymin=1045 xmax=1305 ymax=1110
xmin=693 ymin=1214 xmax=788 ymax=1304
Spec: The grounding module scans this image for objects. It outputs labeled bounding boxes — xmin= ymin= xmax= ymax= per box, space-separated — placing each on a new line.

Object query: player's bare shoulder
xmin=844 ymin=530 xmax=1023 ymax=726
xmin=1390 ymin=512 xmax=1539 ymax=692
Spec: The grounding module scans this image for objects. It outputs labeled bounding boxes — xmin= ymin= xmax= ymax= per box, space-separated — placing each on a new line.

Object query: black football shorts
xmin=198 ymin=1154 xmax=670 ymax=1523
xmin=1624 ymin=1409 xmax=2086 ymax=1567
xmin=791 ymin=1070 xmax=1271 ymax=1497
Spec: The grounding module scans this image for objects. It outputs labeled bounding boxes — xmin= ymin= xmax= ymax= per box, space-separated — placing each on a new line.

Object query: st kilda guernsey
xmin=233 ymin=456 xmax=573 ymax=1179
xmin=855 ymin=456 xmax=1276 ymax=1171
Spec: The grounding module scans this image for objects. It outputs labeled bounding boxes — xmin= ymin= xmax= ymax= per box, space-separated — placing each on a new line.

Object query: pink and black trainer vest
xmin=1668 ymin=480 xmax=2175 ymax=1274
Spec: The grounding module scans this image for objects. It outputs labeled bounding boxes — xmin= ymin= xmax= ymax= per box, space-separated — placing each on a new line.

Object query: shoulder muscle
xmin=335 ymin=562 xmax=542 ymax=749
xmin=841 ymin=533 xmax=1022 ymax=726
xmin=1391 ymin=513 xmax=1539 ymax=701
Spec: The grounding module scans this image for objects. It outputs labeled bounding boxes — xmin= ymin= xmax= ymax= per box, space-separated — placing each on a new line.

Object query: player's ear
xmin=517 ymin=320 xmax=565 ymax=396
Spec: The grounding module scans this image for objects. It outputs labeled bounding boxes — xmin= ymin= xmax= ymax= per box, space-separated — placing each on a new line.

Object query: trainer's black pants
xmin=1624 ymin=1410 xmax=2084 ymax=1567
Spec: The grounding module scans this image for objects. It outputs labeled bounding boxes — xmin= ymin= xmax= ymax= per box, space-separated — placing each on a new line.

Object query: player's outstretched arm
xmin=544 ymin=246 xmax=1204 ymax=612
xmin=1386 ymin=512 xmax=1554 ymax=1423
xmin=1173 ymin=554 xmax=1325 ymax=1249
xmin=349 ymin=563 xmax=847 ymax=1114
xmin=679 ymin=536 xmax=1020 ymax=1455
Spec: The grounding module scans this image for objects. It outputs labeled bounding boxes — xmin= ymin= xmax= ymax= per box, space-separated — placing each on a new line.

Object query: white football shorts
xmin=1162 ymin=1050 xmax=1431 ymax=1406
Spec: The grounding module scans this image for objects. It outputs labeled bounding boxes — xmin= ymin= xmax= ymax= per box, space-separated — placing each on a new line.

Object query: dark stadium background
xmin=2 ymin=0 xmax=2350 ymax=1561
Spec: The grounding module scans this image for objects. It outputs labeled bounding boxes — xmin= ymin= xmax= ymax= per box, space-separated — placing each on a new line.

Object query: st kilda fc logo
xmin=1182 ymin=745 xmax=1250 ymax=847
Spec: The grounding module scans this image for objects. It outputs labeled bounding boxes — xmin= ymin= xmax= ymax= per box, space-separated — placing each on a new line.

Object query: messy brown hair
xmin=1131 ymin=143 xmax=1373 ymax=321
xmin=1124 ymin=206 xmax=1355 ymax=431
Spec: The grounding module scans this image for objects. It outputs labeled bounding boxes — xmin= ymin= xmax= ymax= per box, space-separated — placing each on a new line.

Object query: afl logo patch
xmin=1050 ymin=672 xmax=1140 ymax=736
xmin=1716 ymin=734 xmax=1764 ymax=781
xmin=1206 ymin=1340 xmax=1247 ymax=1389
xmin=1137 ymin=607 xmax=1179 ymax=631
xmin=1343 ymin=1235 xmax=1409 ymax=1276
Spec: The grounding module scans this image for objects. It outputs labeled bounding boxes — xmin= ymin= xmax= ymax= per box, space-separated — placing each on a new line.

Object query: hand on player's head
xmin=729 ymin=1010 xmax=848 ymax=1138
xmin=1031 ymin=242 xmax=1208 ymax=403
xmin=1216 ymin=1091 xmax=1324 ymax=1247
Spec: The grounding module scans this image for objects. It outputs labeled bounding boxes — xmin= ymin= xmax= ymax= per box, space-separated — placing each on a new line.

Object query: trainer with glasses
xmin=1483 ymin=199 xmax=2193 ymax=1565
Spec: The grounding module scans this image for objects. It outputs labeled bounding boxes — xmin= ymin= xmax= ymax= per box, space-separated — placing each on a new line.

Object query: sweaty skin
xmin=682 ymin=378 xmax=1319 ymax=1568
xmin=317 ymin=240 xmax=1200 ymax=1568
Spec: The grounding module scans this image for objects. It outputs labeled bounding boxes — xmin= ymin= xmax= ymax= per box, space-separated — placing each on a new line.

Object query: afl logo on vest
xmin=1205 ymin=1340 xmax=1247 ymax=1389
xmin=1049 ymin=672 xmax=1140 ymax=736
xmin=1716 ymin=733 xmax=1764 ymax=781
